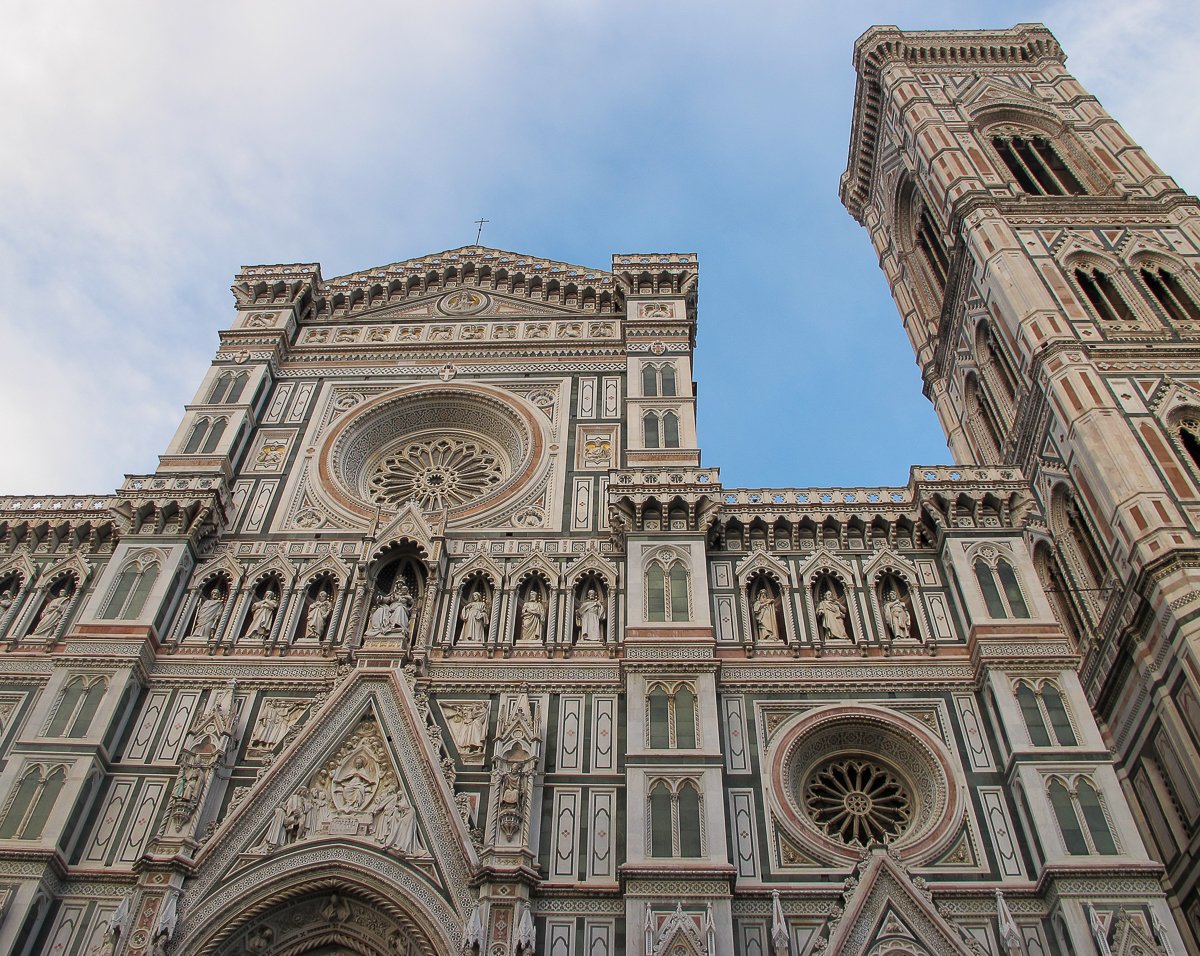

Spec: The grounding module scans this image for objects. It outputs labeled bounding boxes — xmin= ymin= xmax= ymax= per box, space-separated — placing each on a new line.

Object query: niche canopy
xmin=319 ymin=383 xmax=545 ymax=524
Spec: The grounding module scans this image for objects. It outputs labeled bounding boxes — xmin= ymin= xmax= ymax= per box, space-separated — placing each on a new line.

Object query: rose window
xmin=368 ymin=437 xmax=505 ymax=510
xmin=803 ymin=756 xmax=912 ymax=846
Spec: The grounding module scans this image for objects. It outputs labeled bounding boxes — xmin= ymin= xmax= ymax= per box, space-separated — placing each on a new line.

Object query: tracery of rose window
xmin=367 ymin=437 xmax=505 ymax=510
xmin=803 ymin=756 xmax=912 ymax=846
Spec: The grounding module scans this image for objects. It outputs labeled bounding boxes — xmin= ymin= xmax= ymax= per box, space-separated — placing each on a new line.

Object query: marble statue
xmin=388 ymin=587 xmax=412 ymax=635
xmin=249 ymin=699 xmax=308 ymax=752
xmin=188 ymin=588 xmax=225 ymax=642
xmin=246 ymin=589 xmax=279 ymax=642
xmin=576 ymin=588 xmax=606 ymax=642
xmin=367 ymin=594 xmax=393 ymax=634
xmin=374 ymin=788 xmax=419 ymax=854
xmin=882 ymin=589 xmax=912 ymax=641
xmin=459 ymin=591 xmax=489 ymax=643
xmin=31 ymin=589 xmax=71 ymax=637
xmin=815 ymin=587 xmax=850 ymax=641
xmin=0 ymin=588 xmax=14 ymax=616
xmin=442 ymin=702 xmax=489 ymax=758
xmin=305 ymin=590 xmax=333 ymax=641
xmin=752 ymin=585 xmax=780 ymax=642
xmin=518 ymin=592 xmax=546 ymax=643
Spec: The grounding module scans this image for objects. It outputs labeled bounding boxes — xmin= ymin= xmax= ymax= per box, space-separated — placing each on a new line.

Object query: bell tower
xmin=843 ymin=23 xmax=1200 ymax=945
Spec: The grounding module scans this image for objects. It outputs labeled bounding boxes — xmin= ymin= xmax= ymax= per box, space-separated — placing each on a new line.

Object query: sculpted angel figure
xmin=882 ymin=588 xmax=912 ymax=641
xmin=246 ymin=589 xmax=279 ymax=643
xmin=31 ymin=589 xmax=71 ymax=637
xmin=752 ymin=585 xmax=780 ymax=642
xmin=518 ymin=592 xmax=546 ymax=643
xmin=576 ymin=588 xmax=606 ymax=643
xmin=815 ymin=586 xmax=850 ymax=641
xmin=459 ymin=590 xmax=489 ymax=643
xmin=187 ymin=588 xmax=225 ymax=642
xmin=305 ymin=590 xmax=334 ymax=641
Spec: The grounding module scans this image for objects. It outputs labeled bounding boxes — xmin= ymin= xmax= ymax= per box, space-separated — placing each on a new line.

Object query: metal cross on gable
xmin=474 ymin=218 xmax=489 ymax=244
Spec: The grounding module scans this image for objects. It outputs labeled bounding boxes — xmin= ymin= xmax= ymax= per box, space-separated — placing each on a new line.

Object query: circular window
xmin=768 ymin=705 xmax=961 ymax=864
xmin=317 ymin=384 xmax=545 ymax=524
xmin=804 ymin=756 xmax=912 ymax=846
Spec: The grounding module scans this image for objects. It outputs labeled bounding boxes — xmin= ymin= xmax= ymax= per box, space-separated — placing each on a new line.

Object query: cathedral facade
xmin=0 ymin=22 xmax=1196 ymax=956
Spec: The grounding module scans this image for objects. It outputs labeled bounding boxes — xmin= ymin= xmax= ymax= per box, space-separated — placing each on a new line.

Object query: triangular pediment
xmin=823 ymin=850 xmax=976 ymax=955
xmin=329 ymin=245 xmax=612 ymax=287
xmin=176 ymin=670 xmax=478 ymax=954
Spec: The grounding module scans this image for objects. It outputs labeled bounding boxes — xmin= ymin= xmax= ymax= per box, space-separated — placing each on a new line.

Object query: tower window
xmin=100 ymin=557 xmax=159 ymax=620
xmin=1015 ymin=680 xmax=1077 ymax=747
xmin=992 ymin=135 xmax=1086 ymax=196
xmin=642 ymin=363 xmax=678 ymax=397
xmin=646 ymin=557 xmax=690 ymax=623
xmin=648 ymin=779 xmax=703 ymax=858
xmin=642 ymin=411 xmax=681 ymax=450
xmin=1073 ymin=267 xmax=1134 ymax=323
xmin=1140 ymin=266 xmax=1200 ymax=323
xmin=46 ymin=676 xmax=107 ymax=738
xmin=207 ymin=370 xmax=249 ymax=404
xmin=1048 ymin=775 xmax=1117 ymax=855
xmin=916 ymin=209 xmax=949 ymax=293
xmin=974 ymin=556 xmax=1030 ymax=619
xmin=0 ymin=764 xmax=68 ymax=840
xmin=643 ymin=413 xmax=660 ymax=449
xmin=183 ymin=417 xmax=229 ymax=455
xmin=647 ymin=682 xmax=698 ymax=749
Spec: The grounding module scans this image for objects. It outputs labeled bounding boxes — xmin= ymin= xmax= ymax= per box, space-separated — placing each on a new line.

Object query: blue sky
xmin=2 ymin=0 xmax=1198 ymax=494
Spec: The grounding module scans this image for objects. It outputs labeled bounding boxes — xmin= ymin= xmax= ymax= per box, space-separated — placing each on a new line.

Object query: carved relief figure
xmin=249 ymin=699 xmax=308 ymax=752
xmin=442 ymin=702 xmax=489 ymax=758
xmin=0 ymin=588 xmax=14 ymax=616
xmin=332 ymin=752 xmax=379 ymax=812
xmin=305 ymin=590 xmax=334 ymax=641
xmin=518 ymin=592 xmax=546 ymax=643
xmin=374 ymin=789 xmax=420 ymax=854
xmin=246 ymin=588 xmax=279 ymax=642
xmin=388 ymin=586 xmax=412 ymax=636
xmin=642 ymin=302 xmax=672 ymax=318
xmin=459 ymin=590 xmax=490 ymax=643
xmin=752 ymin=585 xmax=781 ymax=642
xmin=31 ymin=588 xmax=71 ymax=638
xmin=815 ymin=586 xmax=850 ymax=641
xmin=882 ymin=588 xmax=912 ymax=641
xmin=367 ymin=593 xmax=393 ymax=635
xmin=576 ymin=588 xmax=606 ymax=643
xmin=187 ymin=588 xmax=225 ymax=642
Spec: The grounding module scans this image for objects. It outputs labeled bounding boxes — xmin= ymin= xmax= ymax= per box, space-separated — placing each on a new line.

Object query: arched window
xmin=649 ymin=781 xmax=673 ymax=857
xmin=916 ymin=208 xmax=949 ymax=294
xmin=46 ymin=676 xmax=107 ymax=738
xmin=646 ymin=682 xmax=698 ymax=749
xmin=677 ymin=783 xmax=702 ymax=857
xmin=0 ymin=764 xmax=67 ymax=840
xmin=643 ymin=413 xmax=660 ymax=449
xmin=183 ymin=417 xmax=229 ymax=455
xmin=662 ymin=411 xmax=680 ymax=449
xmin=207 ymin=371 xmax=249 ymax=404
xmin=964 ymin=373 xmax=1003 ymax=463
xmin=974 ymin=556 xmax=1030 ymax=619
xmin=1176 ymin=417 xmax=1200 ymax=472
xmin=1073 ymin=266 xmax=1134 ymax=323
xmin=642 ymin=365 xmax=658 ymax=397
xmin=660 ymin=365 xmax=677 ymax=397
xmin=1140 ymin=265 xmax=1200 ymax=323
xmin=1016 ymin=681 xmax=1077 ymax=747
xmin=647 ymin=779 xmax=703 ymax=858
xmin=1048 ymin=775 xmax=1117 ymax=855
xmin=646 ymin=556 xmax=690 ymax=623
xmin=100 ymin=557 xmax=159 ymax=620
xmin=991 ymin=134 xmax=1086 ymax=196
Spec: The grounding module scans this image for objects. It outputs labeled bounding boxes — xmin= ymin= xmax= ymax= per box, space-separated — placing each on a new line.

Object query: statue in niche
xmin=441 ymin=702 xmax=489 ymax=758
xmin=367 ymin=593 xmax=394 ymax=635
xmin=321 ymin=892 xmax=351 ymax=924
xmin=31 ymin=588 xmax=71 ymax=638
xmin=374 ymin=788 xmax=420 ymax=854
xmin=882 ymin=588 xmax=912 ymax=641
xmin=0 ymin=588 xmax=14 ymax=616
xmin=172 ymin=755 xmax=203 ymax=806
xmin=187 ymin=587 xmax=225 ymax=643
xmin=459 ymin=590 xmax=490 ymax=643
xmin=752 ymin=585 xmax=781 ymax=642
xmin=246 ymin=588 xmax=279 ymax=643
xmin=576 ymin=587 xmax=606 ymax=643
xmin=815 ymin=586 xmax=851 ymax=641
xmin=518 ymin=591 xmax=546 ymax=643
xmin=304 ymin=589 xmax=334 ymax=641
xmin=388 ymin=585 xmax=413 ymax=635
